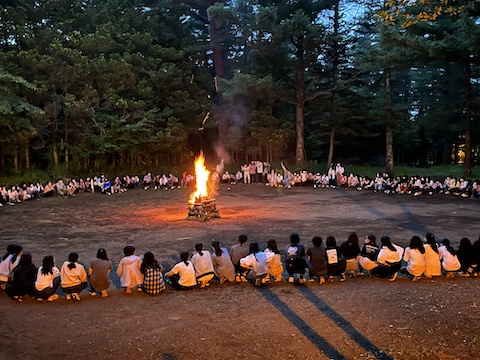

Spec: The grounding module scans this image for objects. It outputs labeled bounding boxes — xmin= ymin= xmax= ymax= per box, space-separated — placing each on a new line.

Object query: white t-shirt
xmin=377 ymin=244 xmax=404 ymax=265
xmin=403 ymin=247 xmax=426 ymax=276
xmin=438 ymin=246 xmax=461 ymax=271
xmin=170 ymin=261 xmax=196 ymax=287
xmin=191 ymin=251 xmax=215 ymax=277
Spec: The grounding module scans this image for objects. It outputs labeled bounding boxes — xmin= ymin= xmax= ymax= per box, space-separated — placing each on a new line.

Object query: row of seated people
xmin=2 ymin=232 xmax=479 ymax=302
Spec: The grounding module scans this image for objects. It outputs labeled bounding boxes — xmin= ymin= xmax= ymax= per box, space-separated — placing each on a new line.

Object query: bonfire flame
xmin=189 ymin=152 xmax=210 ymax=204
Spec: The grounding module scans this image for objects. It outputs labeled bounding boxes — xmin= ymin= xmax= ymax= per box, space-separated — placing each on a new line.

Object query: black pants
xmin=62 ymin=282 xmax=88 ymax=294
xmin=286 ymin=258 xmax=307 ymax=276
xmin=370 ymin=262 xmax=401 ymax=278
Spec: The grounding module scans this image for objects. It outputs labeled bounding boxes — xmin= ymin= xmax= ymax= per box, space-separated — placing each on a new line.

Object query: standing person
xmin=438 ymin=239 xmax=461 ymax=278
xmin=229 ymin=235 xmax=249 ymax=282
xmin=117 ymin=246 xmax=143 ymax=293
xmin=264 ymin=239 xmax=283 ymax=282
xmin=32 ymin=255 xmax=60 ymax=302
xmin=424 ymin=233 xmax=441 ymax=278
xmin=242 ymin=164 xmax=250 ymax=184
xmin=327 ymin=164 xmax=336 ymax=187
xmin=0 ymin=244 xmax=23 ymax=290
xmin=335 ymin=163 xmax=345 ymax=187
xmin=306 ymin=236 xmax=327 ymax=283
xmin=285 ymin=233 xmax=307 ymax=284
xmin=249 ymin=161 xmax=256 ymax=183
xmin=191 ymin=243 xmax=215 ymax=288
xmin=5 ymin=253 xmax=36 ymax=302
xmin=370 ymin=236 xmax=404 ymax=281
xmin=325 ymin=235 xmax=347 ymax=282
xmin=165 ymin=252 xmax=196 ymax=290
xmin=400 ymin=236 xmax=426 ymax=281
xmin=358 ymin=234 xmax=379 ymax=275
xmin=340 ymin=233 xmax=361 ymax=277
xmin=140 ymin=252 xmax=166 ymax=295
xmin=61 ymin=252 xmax=88 ymax=300
xmin=211 ymin=241 xmax=235 ymax=284
xmin=240 ymin=243 xmax=268 ymax=286
xmin=89 ymin=248 xmax=112 ymax=297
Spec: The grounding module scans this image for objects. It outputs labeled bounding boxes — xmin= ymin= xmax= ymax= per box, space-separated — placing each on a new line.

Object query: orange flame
xmin=189 ymin=152 xmax=210 ymax=204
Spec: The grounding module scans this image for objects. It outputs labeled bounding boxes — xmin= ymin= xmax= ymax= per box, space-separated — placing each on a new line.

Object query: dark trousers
xmin=62 ymin=282 xmax=88 ymax=294
xmin=370 ymin=262 xmax=401 ymax=278
xmin=286 ymin=258 xmax=307 ymax=276
xmin=32 ymin=277 xmax=61 ymax=300
xmin=168 ymin=275 xmax=194 ymax=290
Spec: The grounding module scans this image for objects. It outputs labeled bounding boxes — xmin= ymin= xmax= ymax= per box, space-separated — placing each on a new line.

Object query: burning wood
xmin=187 ymin=152 xmax=220 ymax=221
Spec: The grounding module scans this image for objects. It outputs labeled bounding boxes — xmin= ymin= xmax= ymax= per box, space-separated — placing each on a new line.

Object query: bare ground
xmin=0 ymin=184 xmax=479 ymax=360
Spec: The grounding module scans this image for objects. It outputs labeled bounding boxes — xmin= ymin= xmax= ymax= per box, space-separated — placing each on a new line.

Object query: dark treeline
xmin=0 ymin=0 xmax=479 ymax=176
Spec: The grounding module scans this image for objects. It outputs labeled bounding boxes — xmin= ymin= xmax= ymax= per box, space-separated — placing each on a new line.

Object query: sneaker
xmin=71 ymin=293 xmax=80 ymax=301
xmin=299 ymin=278 xmax=306 ymax=284
xmin=459 ymin=272 xmax=470 ymax=277
xmin=0 ymin=283 xmax=6 ymax=290
xmin=388 ymin=272 xmax=398 ymax=282
xmin=328 ymin=276 xmax=334 ymax=282
xmin=356 ymin=271 xmax=365 ymax=276
xmin=288 ymin=277 xmax=294 ymax=283
xmin=13 ymin=295 xmax=23 ymax=302
xmin=319 ymin=277 xmax=326 ymax=285
xmin=125 ymin=287 xmax=132 ymax=294
xmin=199 ymin=282 xmax=206 ymax=288
xmin=137 ymin=286 xmax=143 ymax=292
xmin=90 ymin=291 xmax=97 ymax=296
xmin=339 ymin=274 xmax=347 ymax=282
xmin=255 ymin=278 xmax=262 ymax=286
xmin=65 ymin=294 xmax=72 ymax=300
xmin=235 ymin=275 xmax=241 ymax=282
xmin=37 ymin=297 xmax=43 ymax=302
xmin=261 ymin=278 xmax=266 ymax=284
xmin=47 ymin=294 xmax=59 ymax=302
xmin=101 ymin=290 xmax=109 ymax=297
xmin=309 ymin=278 xmax=315 ymax=282
xmin=220 ymin=278 xmax=227 ymax=285
xmin=411 ymin=276 xmax=421 ymax=282
xmin=240 ymin=275 xmax=248 ymax=283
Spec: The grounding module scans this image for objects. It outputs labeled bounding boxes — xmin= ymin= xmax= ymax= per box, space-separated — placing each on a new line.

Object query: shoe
xmin=125 ymin=287 xmax=132 ymax=294
xmin=388 ymin=272 xmax=398 ymax=282
xmin=339 ymin=274 xmax=347 ymax=282
xmin=275 ymin=276 xmax=282 ymax=282
xmin=328 ymin=276 xmax=334 ymax=282
xmin=47 ymin=294 xmax=59 ymax=302
xmin=65 ymin=294 xmax=71 ymax=300
xmin=13 ymin=295 xmax=23 ymax=302
xmin=425 ymin=275 xmax=432 ymax=279
xmin=288 ymin=277 xmax=294 ymax=283
xmin=71 ymin=293 xmax=80 ymax=301
xmin=220 ymin=278 xmax=227 ymax=285
xmin=101 ymin=290 xmax=109 ymax=297
xmin=309 ymin=278 xmax=315 ymax=282
xmin=90 ymin=291 xmax=97 ymax=296
xmin=459 ymin=272 xmax=470 ymax=277
xmin=319 ymin=277 xmax=326 ymax=285
xmin=199 ymin=282 xmax=206 ymax=288
xmin=357 ymin=271 xmax=365 ymax=276
xmin=137 ymin=286 xmax=142 ymax=292
xmin=412 ymin=276 xmax=421 ymax=282
xmin=261 ymin=278 xmax=266 ymax=284
xmin=37 ymin=297 xmax=43 ymax=302
xmin=255 ymin=278 xmax=262 ymax=286
xmin=240 ymin=275 xmax=248 ymax=283
xmin=0 ymin=283 xmax=6 ymax=290
xmin=235 ymin=275 xmax=241 ymax=282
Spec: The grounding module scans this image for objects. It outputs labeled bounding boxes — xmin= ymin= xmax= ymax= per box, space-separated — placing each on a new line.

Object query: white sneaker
xmin=288 ymin=277 xmax=294 ymax=283
xmin=71 ymin=293 xmax=80 ymax=301
xmin=65 ymin=294 xmax=71 ymax=300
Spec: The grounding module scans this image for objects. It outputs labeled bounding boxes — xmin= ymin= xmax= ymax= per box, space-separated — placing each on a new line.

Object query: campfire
xmin=187 ymin=152 xmax=220 ymax=221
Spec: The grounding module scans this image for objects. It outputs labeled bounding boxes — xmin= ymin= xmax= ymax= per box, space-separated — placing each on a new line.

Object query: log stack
xmin=187 ymin=198 xmax=220 ymax=221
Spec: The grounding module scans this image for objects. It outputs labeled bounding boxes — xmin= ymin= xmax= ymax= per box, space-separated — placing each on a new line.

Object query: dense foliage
xmin=0 ymin=0 xmax=478 ymax=176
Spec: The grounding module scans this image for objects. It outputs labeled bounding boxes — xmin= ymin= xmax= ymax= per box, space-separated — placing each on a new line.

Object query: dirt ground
xmin=0 ymin=183 xmax=479 ymax=360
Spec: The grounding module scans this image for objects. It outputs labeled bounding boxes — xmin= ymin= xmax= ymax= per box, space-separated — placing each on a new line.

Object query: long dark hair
xmin=441 ymin=239 xmax=456 ymax=255
xmin=195 ymin=243 xmax=204 ymax=256
xmin=3 ymin=244 xmax=23 ymax=262
xmin=18 ymin=253 xmax=33 ymax=267
xmin=458 ymin=238 xmax=472 ymax=254
xmin=212 ymin=241 xmax=223 ymax=257
xmin=425 ymin=233 xmax=438 ymax=253
xmin=326 ymin=235 xmax=337 ymax=248
xmin=41 ymin=255 xmax=55 ymax=276
xmin=96 ymin=248 xmax=109 ymax=260
xmin=347 ymin=233 xmax=359 ymax=246
xmin=366 ymin=234 xmax=376 ymax=246
xmin=249 ymin=242 xmax=260 ymax=261
xmin=267 ymin=239 xmax=280 ymax=254
xmin=67 ymin=252 xmax=79 ymax=270
xmin=141 ymin=251 xmax=160 ymax=274
xmin=381 ymin=236 xmax=397 ymax=252
xmin=180 ymin=251 xmax=189 ymax=266
xmin=409 ymin=236 xmax=425 ymax=254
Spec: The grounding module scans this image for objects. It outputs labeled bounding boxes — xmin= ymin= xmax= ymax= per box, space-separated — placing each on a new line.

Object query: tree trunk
xmin=13 ymin=149 xmax=19 ymax=171
xmin=384 ymin=69 xmax=394 ymax=176
xmin=295 ymin=43 xmax=305 ymax=165
xmin=327 ymin=129 xmax=335 ymax=167
xmin=25 ymin=143 xmax=30 ymax=169
xmin=52 ymin=143 xmax=59 ymax=166
xmin=464 ymin=60 xmax=472 ymax=177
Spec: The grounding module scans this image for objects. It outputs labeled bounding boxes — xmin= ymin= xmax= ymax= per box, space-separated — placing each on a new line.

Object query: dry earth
xmin=0 ymin=184 xmax=479 ymax=360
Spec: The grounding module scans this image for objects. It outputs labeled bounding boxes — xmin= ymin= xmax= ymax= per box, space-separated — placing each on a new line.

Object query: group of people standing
xmin=2 ymin=232 xmax=479 ymax=303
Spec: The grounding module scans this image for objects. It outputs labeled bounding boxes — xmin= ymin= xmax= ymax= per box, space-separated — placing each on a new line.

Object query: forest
xmin=0 ymin=0 xmax=479 ymax=177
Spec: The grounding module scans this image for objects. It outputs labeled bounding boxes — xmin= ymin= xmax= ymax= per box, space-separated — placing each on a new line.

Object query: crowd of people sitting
xmin=1 ymin=161 xmax=479 ymax=208
xmin=1 ymin=232 xmax=479 ymax=303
